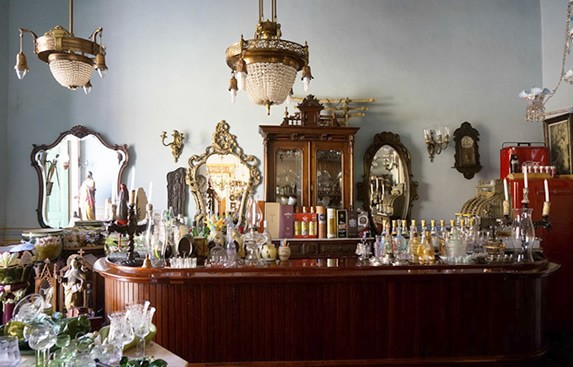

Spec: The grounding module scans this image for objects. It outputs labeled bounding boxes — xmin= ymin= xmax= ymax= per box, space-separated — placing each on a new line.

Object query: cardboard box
xmin=264 ymin=202 xmax=294 ymax=239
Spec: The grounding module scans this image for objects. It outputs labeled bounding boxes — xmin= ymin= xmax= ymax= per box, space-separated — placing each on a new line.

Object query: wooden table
xmin=20 ymin=341 xmax=187 ymax=366
xmin=95 ymin=257 xmax=559 ymax=367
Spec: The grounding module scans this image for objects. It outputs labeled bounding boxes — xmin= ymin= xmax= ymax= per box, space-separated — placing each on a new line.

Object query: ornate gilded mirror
xmin=31 ymin=125 xmax=129 ymax=228
xmin=186 ymin=120 xmax=261 ymax=224
xmin=358 ymin=132 xmax=418 ymax=230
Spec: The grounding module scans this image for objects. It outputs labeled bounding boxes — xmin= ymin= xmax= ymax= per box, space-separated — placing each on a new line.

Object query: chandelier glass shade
xmin=14 ymin=0 xmax=107 ymax=94
xmin=225 ymin=0 xmax=313 ymax=114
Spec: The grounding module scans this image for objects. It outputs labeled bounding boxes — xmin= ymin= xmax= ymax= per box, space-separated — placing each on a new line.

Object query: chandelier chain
xmin=545 ymin=1 xmax=572 ymax=104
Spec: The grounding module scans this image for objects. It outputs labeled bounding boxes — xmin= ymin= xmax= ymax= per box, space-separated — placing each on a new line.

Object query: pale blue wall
xmin=0 ymin=1 xmax=9 ymax=229
xmin=4 ymin=0 xmax=544 ymax=229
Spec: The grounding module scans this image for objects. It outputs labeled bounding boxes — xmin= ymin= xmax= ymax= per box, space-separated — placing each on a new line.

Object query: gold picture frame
xmin=544 ymin=113 xmax=573 ymax=175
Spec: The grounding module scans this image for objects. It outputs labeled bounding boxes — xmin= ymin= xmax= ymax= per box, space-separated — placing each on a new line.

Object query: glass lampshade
xmin=245 ymin=62 xmax=297 ymax=106
xmin=48 ymin=56 xmax=93 ymax=89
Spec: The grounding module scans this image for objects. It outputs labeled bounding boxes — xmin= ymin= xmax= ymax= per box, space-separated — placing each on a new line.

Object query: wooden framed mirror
xmin=186 ymin=120 xmax=261 ymax=225
xmin=31 ymin=125 xmax=129 ymax=228
xmin=358 ymin=132 xmax=418 ymax=231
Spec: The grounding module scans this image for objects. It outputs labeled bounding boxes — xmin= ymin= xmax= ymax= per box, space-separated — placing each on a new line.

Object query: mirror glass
xmin=187 ymin=121 xmax=261 ymax=225
xmin=274 ymin=149 xmax=302 ymax=206
xmin=31 ymin=126 xmax=128 ymax=228
xmin=316 ymin=149 xmax=343 ymax=208
xmin=359 ymin=132 xmax=418 ymax=230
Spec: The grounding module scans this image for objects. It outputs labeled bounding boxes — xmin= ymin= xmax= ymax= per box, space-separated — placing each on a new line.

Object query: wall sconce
xmin=424 ymin=128 xmax=449 ymax=162
xmin=161 ymin=130 xmax=184 ymax=163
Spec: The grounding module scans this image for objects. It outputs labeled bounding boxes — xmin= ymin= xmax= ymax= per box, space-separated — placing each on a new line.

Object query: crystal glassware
xmin=23 ymin=317 xmax=57 ymax=367
xmin=107 ymin=311 xmax=135 ymax=348
xmin=512 ymin=208 xmax=536 ymax=262
xmin=126 ymin=302 xmax=155 ymax=359
xmin=0 ymin=335 xmax=20 ymax=367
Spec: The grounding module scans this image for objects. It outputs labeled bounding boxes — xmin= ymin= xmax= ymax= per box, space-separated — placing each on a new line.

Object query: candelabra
xmin=424 ymin=128 xmax=449 ymax=162
xmin=106 ymin=203 xmax=147 ymax=266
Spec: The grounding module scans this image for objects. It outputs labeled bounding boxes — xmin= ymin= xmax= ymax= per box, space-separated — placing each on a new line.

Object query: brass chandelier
xmin=14 ymin=0 xmax=107 ymax=94
xmin=225 ymin=0 xmax=313 ymax=114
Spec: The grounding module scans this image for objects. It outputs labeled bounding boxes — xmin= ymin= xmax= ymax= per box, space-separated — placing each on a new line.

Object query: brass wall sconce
xmin=423 ymin=128 xmax=449 ymax=162
xmin=161 ymin=130 xmax=185 ymax=163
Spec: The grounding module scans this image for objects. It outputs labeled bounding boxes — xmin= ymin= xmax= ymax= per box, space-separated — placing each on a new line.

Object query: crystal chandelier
xmin=519 ymin=1 xmax=573 ymax=122
xmin=225 ymin=0 xmax=313 ymax=114
xmin=14 ymin=0 xmax=107 ymax=94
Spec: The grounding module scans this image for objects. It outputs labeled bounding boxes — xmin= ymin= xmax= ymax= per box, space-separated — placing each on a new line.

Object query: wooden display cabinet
xmin=259 ymin=95 xmax=359 ymax=209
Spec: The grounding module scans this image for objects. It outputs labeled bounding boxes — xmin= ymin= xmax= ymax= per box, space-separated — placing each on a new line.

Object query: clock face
xmin=461 ymin=136 xmax=474 ymax=148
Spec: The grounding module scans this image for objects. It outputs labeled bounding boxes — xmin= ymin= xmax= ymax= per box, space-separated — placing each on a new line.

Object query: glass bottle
xmin=393 ymin=220 xmax=408 ymax=265
xmin=224 ymin=223 xmax=237 ymax=267
xmin=383 ymin=221 xmax=393 ymax=258
xmin=408 ymin=219 xmax=420 ymax=264
xmin=261 ymin=220 xmax=276 ymax=261
xmin=430 ymin=219 xmax=440 ymax=254
xmin=445 ymin=219 xmax=465 ymax=263
xmin=438 ymin=219 xmax=447 ymax=256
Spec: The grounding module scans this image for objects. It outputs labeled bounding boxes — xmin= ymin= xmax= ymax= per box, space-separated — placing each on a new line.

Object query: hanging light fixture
xmin=519 ymin=1 xmax=573 ymax=122
xmin=225 ymin=0 xmax=313 ymax=114
xmin=14 ymin=0 xmax=107 ymax=93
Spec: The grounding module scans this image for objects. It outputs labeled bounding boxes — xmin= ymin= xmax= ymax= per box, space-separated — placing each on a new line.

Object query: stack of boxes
xmin=264 ymin=203 xmax=369 ymax=239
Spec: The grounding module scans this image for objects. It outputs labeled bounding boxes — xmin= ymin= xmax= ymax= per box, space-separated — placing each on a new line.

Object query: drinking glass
xmin=107 ymin=311 xmax=135 ymax=348
xmin=126 ymin=302 xmax=155 ymax=358
xmin=0 ymin=335 xmax=20 ymax=367
xmin=23 ymin=317 xmax=57 ymax=367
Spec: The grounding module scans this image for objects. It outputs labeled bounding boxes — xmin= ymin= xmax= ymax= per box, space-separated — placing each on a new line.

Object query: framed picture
xmin=544 ymin=113 xmax=573 ymax=174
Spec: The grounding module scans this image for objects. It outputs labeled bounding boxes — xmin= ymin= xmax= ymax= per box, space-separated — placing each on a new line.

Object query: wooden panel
xmin=96 ymin=259 xmax=557 ymax=366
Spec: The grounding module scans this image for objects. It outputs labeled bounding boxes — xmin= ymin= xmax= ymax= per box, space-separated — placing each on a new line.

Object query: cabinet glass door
xmin=275 ymin=149 xmax=302 ymax=206
xmin=316 ymin=149 xmax=343 ymax=208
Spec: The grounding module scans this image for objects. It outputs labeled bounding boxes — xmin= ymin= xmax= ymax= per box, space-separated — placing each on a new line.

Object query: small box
xmin=280 ymin=206 xmax=294 ymax=238
xmin=265 ymin=202 xmax=281 ymax=238
xmin=265 ymin=202 xmax=294 ymax=239
xmin=347 ymin=210 xmax=358 ymax=238
xmin=294 ymin=211 xmax=313 ymax=238
xmin=337 ymin=209 xmax=348 ymax=238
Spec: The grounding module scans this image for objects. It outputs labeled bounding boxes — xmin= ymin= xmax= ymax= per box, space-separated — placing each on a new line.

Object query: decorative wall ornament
xmin=161 ymin=130 xmax=185 ymax=163
xmin=167 ymin=167 xmax=188 ymax=217
xmin=424 ymin=127 xmax=450 ymax=162
xmin=453 ymin=122 xmax=482 ymax=179
xmin=186 ymin=120 xmax=261 ymax=225
xmin=290 ymin=96 xmax=375 ymax=126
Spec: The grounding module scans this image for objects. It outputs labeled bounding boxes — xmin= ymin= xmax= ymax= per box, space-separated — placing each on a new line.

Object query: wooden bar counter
xmin=94 ymin=257 xmax=559 ymax=366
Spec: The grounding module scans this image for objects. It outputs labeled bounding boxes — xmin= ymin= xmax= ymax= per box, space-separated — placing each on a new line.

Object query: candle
xmin=148 ymin=181 xmax=153 ymax=203
xmin=503 ymin=178 xmax=509 ymax=202
xmin=130 ymin=189 xmax=136 ymax=205
xmin=523 ymin=166 xmax=528 ymax=189
xmin=544 ymin=179 xmax=549 ymax=202
xmin=130 ymin=167 xmax=136 ymax=191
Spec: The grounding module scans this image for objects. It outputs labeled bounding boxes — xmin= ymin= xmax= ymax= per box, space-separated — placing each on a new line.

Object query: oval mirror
xmin=31 ymin=125 xmax=129 ymax=228
xmin=187 ymin=121 xmax=261 ymax=225
xmin=358 ymin=132 xmax=418 ymax=231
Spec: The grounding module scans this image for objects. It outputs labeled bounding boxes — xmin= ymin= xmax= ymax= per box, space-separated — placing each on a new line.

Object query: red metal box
xmin=500 ymin=142 xmax=549 ymax=178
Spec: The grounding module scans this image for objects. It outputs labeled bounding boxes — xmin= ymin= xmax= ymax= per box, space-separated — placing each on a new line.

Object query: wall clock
xmin=453 ymin=121 xmax=482 ymax=179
